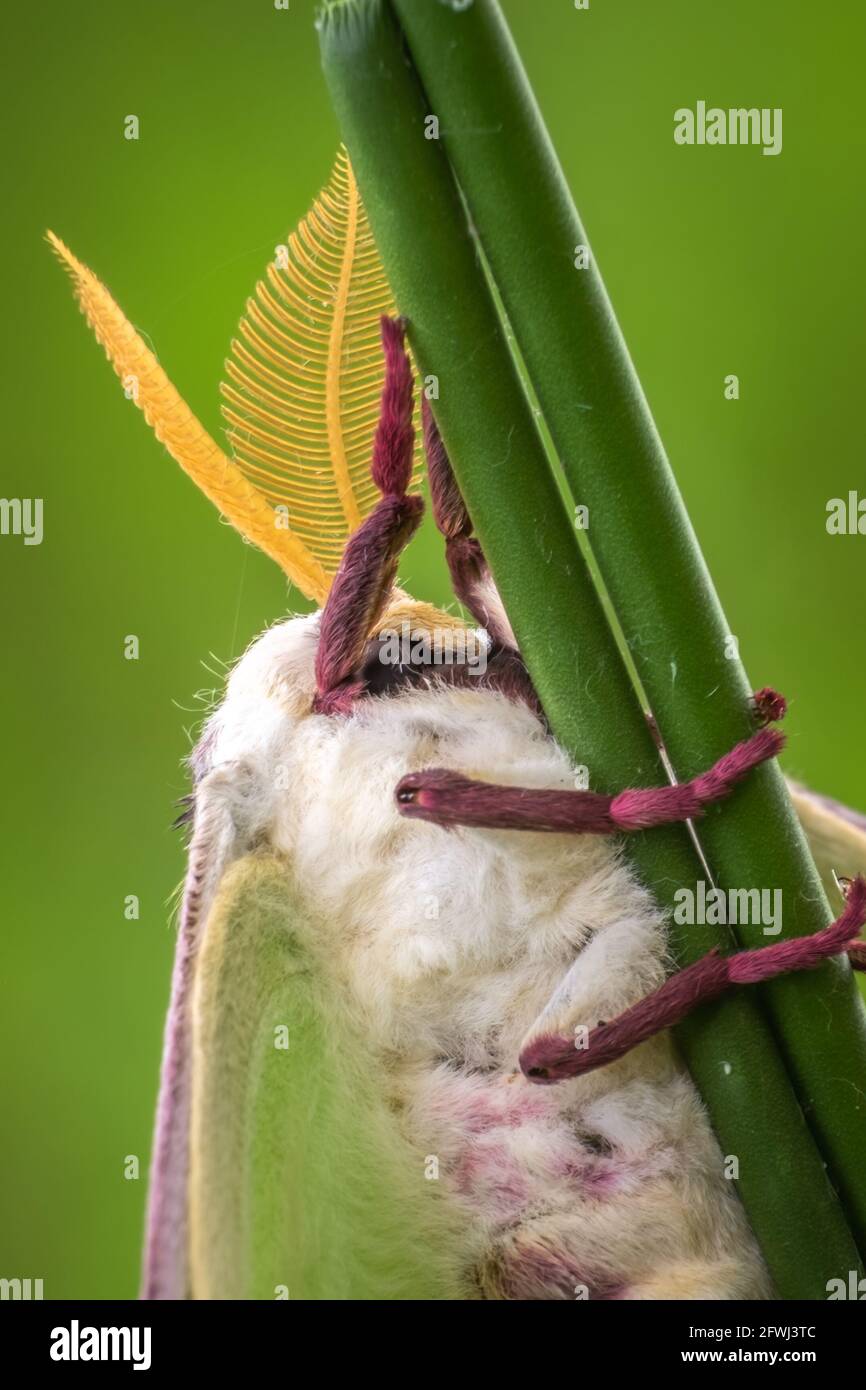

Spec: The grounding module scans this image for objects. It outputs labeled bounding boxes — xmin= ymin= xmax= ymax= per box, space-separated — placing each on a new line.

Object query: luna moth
xmin=50 ymin=152 xmax=866 ymax=1301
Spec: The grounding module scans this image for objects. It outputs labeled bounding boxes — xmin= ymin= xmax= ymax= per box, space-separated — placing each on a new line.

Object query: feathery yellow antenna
xmin=47 ymin=229 xmax=330 ymax=601
xmin=221 ymin=148 xmax=423 ymax=578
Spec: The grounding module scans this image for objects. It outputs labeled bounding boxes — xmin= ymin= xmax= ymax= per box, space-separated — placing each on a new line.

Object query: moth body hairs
xmin=177 ymin=616 xmax=772 ymax=1299
xmin=50 ymin=214 xmax=866 ymax=1301
xmin=143 ymin=317 xmax=866 ymax=1302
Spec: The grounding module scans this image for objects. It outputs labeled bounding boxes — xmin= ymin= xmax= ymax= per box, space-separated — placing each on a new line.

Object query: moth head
xmin=213 ymin=593 xmax=471 ymax=735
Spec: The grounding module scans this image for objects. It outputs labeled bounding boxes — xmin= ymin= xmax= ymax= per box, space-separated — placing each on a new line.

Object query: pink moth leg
xmin=424 ymin=396 xmax=512 ymax=645
xmin=424 ymin=398 xmax=540 ymax=710
xmin=313 ymin=316 xmax=423 ymax=714
xmin=520 ymin=876 xmax=866 ymax=1083
xmin=396 ymin=724 xmax=785 ymax=833
xmin=394 ymin=694 xmax=865 ymax=1078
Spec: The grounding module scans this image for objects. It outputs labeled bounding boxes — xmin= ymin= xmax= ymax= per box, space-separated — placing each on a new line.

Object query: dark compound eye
xmin=359 ymin=634 xmax=432 ymax=696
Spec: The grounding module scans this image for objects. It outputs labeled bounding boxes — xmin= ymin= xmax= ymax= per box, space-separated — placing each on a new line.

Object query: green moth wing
xmin=186 ymin=852 xmax=466 ymax=1300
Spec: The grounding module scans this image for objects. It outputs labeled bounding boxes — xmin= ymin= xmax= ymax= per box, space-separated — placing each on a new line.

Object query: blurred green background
xmin=1 ymin=0 xmax=864 ymax=1298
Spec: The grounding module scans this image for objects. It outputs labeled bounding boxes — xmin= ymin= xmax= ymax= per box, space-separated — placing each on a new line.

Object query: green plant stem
xmin=388 ymin=0 xmax=866 ymax=1257
xmin=318 ymin=0 xmax=863 ymax=1295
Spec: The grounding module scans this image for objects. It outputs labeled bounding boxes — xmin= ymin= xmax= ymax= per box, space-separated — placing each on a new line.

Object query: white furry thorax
xmin=200 ymin=614 xmax=655 ymax=1054
xmin=193 ymin=612 xmax=770 ymax=1299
